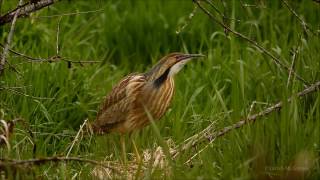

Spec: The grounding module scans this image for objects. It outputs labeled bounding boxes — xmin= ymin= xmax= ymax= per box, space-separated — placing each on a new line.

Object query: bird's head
xmin=145 ymin=52 xmax=204 ymax=86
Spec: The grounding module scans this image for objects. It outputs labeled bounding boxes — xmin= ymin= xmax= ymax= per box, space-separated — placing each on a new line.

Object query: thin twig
xmin=4 ymin=59 xmax=21 ymax=75
xmin=13 ymin=118 xmax=37 ymax=158
xmin=287 ymin=34 xmax=303 ymax=87
xmin=206 ymin=0 xmax=240 ymax=22
xmin=219 ymin=0 xmax=230 ymax=35
xmin=287 ymin=47 xmax=299 ymax=87
xmin=60 ymin=57 xmax=101 ymax=64
xmin=281 ymin=0 xmax=317 ymax=36
xmin=247 ymin=101 xmax=270 ymax=118
xmin=173 ymin=80 xmax=320 ymax=159
xmin=0 ymin=0 xmax=60 ymax=26
xmin=0 ymin=87 xmax=54 ymax=100
xmin=56 ymin=17 xmax=62 ymax=56
xmin=0 ymin=0 xmax=23 ymax=74
xmin=184 ymin=142 xmax=208 ymax=165
xmin=0 ymin=43 xmax=101 ymax=64
xmin=33 ymin=9 xmax=104 ymax=19
xmin=206 ymin=0 xmax=223 ymax=16
xmin=0 ymin=156 xmax=120 ymax=174
xmin=194 ymin=0 xmax=309 ymax=86
xmin=66 ymin=118 xmax=88 ymax=157
xmin=176 ymin=5 xmax=198 ymax=34
xmin=0 ymin=43 xmax=47 ymax=62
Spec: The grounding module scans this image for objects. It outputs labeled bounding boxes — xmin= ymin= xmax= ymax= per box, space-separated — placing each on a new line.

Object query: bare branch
xmin=33 ymin=9 xmax=104 ymax=19
xmin=60 ymin=58 xmax=101 ymax=64
xmin=176 ymin=5 xmax=198 ymax=34
xmin=0 ymin=43 xmax=101 ymax=64
xmin=66 ymin=119 xmax=88 ymax=157
xmin=206 ymin=0 xmax=240 ymax=22
xmin=173 ymin=80 xmax=320 ymax=159
xmin=0 ymin=156 xmax=120 ymax=174
xmin=0 ymin=0 xmax=60 ymax=26
xmin=0 ymin=87 xmax=54 ymax=100
xmin=281 ymin=0 xmax=317 ymax=36
xmin=0 ymin=0 xmax=23 ymax=74
xmin=194 ymin=0 xmax=310 ymax=86
xmin=287 ymin=47 xmax=299 ymax=87
xmin=0 ymin=43 xmax=47 ymax=62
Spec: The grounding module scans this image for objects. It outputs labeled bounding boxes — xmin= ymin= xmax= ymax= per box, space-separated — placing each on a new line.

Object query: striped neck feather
xmin=153 ymin=68 xmax=170 ymax=88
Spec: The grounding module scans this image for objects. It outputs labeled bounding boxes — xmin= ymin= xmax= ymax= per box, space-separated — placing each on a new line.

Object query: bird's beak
xmin=177 ymin=54 xmax=205 ymax=61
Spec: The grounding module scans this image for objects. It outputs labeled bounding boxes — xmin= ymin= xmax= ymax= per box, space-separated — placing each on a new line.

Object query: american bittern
xmin=91 ymin=52 xmax=204 ymax=162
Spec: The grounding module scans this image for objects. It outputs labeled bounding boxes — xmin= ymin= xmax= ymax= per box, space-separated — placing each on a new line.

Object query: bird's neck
xmin=141 ymin=76 xmax=175 ymax=120
xmin=144 ymin=76 xmax=175 ymax=100
xmin=153 ymin=68 xmax=171 ymax=88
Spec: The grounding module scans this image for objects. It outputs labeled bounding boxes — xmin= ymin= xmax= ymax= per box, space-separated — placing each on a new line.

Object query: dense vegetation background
xmin=0 ymin=0 xmax=319 ymax=179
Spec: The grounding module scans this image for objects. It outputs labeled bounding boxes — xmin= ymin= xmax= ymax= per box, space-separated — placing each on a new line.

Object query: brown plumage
xmin=92 ymin=52 xmax=204 ymax=135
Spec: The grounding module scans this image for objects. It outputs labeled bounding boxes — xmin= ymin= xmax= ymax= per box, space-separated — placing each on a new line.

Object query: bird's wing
xmin=93 ymin=74 xmax=146 ymax=132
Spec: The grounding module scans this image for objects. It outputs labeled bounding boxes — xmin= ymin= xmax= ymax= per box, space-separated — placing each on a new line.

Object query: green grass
xmin=0 ymin=0 xmax=320 ymax=179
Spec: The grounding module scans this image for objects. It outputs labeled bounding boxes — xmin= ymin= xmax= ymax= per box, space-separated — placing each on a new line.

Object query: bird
xmin=90 ymin=52 xmax=204 ymax=162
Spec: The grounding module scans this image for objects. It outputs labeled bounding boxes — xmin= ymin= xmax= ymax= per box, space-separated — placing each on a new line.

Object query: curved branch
xmin=194 ymin=0 xmax=309 ymax=86
xmin=0 ymin=156 xmax=120 ymax=174
xmin=0 ymin=0 xmax=60 ymax=26
xmin=173 ymin=80 xmax=320 ymax=159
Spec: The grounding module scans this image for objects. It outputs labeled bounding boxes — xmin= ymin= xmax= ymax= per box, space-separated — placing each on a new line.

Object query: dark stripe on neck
xmin=153 ymin=68 xmax=170 ymax=88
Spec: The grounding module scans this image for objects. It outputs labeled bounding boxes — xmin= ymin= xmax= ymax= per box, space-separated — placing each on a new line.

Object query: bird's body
xmin=92 ymin=74 xmax=174 ymax=134
xmin=91 ymin=53 xmax=203 ymax=135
